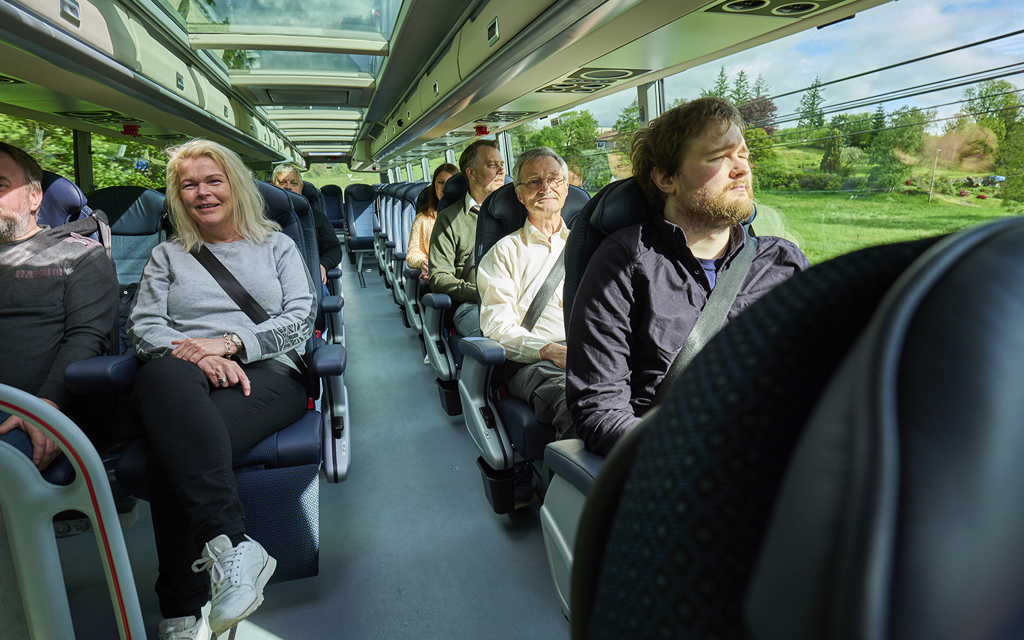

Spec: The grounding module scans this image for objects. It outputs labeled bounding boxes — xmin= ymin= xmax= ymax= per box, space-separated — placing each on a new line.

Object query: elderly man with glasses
xmin=477 ymin=148 xmax=577 ymax=490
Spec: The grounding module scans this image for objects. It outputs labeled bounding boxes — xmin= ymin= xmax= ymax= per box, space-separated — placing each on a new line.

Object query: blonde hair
xmin=165 ymin=138 xmax=279 ymax=251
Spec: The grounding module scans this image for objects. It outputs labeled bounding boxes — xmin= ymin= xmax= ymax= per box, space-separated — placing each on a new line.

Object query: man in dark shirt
xmin=0 ymin=142 xmax=118 ymax=470
xmin=566 ymin=98 xmax=810 ymax=456
xmin=273 ymin=163 xmax=343 ymax=287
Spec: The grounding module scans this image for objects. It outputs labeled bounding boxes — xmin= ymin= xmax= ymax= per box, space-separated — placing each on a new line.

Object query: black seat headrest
xmin=476 ymin=182 xmax=590 ymax=264
xmin=320 ymin=184 xmax=342 ymax=197
xmin=438 ymin=173 xmax=468 ymax=212
xmin=38 ymin=171 xmax=90 ymax=228
xmin=286 ymin=189 xmax=310 ymax=217
xmin=415 ymin=184 xmax=431 ymax=212
xmin=256 ymin=180 xmax=295 ymax=226
xmin=346 ymin=183 xmax=377 ymax=202
xmin=401 ymin=182 xmax=426 ymax=204
xmin=88 ymin=186 xmax=166 ymax=235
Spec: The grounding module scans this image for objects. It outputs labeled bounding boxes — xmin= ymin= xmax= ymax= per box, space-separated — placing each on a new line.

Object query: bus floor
xmin=0 ymin=262 xmax=569 ymax=640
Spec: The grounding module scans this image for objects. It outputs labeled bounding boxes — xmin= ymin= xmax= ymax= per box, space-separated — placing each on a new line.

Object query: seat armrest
xmin=545 ymin=439 xmax=605 ymax=496
xmin=65 ymin=353 xmax=142 ymax=394
xmin=404 ymin=267 xmax=421 ymax=280
xmin=326 ymin=268 xmax=342 ymax=281
xmin=394 ymin=251 xmax=407 ymax=262
xmin=373 ymin=224 xmax=381 ymax=232
xmin=321 ymin=294 xmax=344 ymax=313
xmin=312 ymin=344 xmax=346 ymax=377
xmin=385 ymin=240 xmax=396 ymax=249
xmin=422 ymin=293 xmax=451 ymax=310
xmin=459 ymin=337 xmax=506 ymax=366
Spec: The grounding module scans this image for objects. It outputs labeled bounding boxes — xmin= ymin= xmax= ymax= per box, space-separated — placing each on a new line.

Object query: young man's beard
xmin=676 ymin=179 xmax=754 ymax=235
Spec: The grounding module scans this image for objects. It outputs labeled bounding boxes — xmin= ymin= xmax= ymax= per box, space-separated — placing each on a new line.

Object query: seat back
xmin=38 ymin=171 xmax=93 ymax=228
xmin=301 ymin=181 xmax=325 ymax=216
xmin=438 ymin=172 xmax=468 ymax=212
xmin=398 ymin=182 xmax=426 ymax=253
xmin=285 ymin=188 xmax=322 ymax=291
xmin=321 ymin=184 xmax=344 ymax=228
xmin=87 ymin=186 xmax=166 ymax=287
xmin=746 ymin=216 xmax=1024 ymax=640
xmin=344 ymin=183 xmax=376 ymax=248
xmin=570 ymin=233 xmax=946 ymax=639
xmin=474 ymin=181 xmax=590 ymax=278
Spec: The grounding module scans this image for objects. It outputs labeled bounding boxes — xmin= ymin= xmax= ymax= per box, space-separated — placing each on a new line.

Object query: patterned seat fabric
xmin=585 ymin=236 xmax=942 ymax=639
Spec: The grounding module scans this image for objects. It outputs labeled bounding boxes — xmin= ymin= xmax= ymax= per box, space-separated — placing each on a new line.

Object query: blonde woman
xmin=128 ymin=139 xmax=316 ymax=640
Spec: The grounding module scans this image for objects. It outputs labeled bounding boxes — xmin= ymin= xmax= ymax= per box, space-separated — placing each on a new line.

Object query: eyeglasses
xmin=516 ymin=175 xmax=566 ymax=191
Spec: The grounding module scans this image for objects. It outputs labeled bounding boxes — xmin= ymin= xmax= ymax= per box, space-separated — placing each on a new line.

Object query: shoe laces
xmin=191 ymin=537 xmax=250 ymax=589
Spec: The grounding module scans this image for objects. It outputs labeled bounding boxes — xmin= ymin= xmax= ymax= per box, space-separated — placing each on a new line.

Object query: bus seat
xmin=320 ymin=183 xmax=346 ymax=232
xmin=286 ymin=187 xmax=344 ymax=346
xmin=304 ymin=180 xmax=343 ymax=300
xmin=392 ymin=182 xmax=427 ymax=323
xmin=37 ymin=171 xmax=92 ymax=229
xmin=421 ymin=173 xmax=471 ymax=406
xmin=402 ymin=185 xmax=434 ymax=336
xmin=458 ymin=181 xmax=589 ymax=514
xmin=0 ymin=385 xmax=146 ymax=639
xmin=87 ymin=186 xmax=167 ymax=287
xmin=747 ymin=216 xmax=1024 ymax=640
xmin=376 ymin=183 xmax=401 ymax=280
xmin=569 ymin=228 xmax=954 ymax=638
xmin=345 ymin=183 xmax=377 ymax=287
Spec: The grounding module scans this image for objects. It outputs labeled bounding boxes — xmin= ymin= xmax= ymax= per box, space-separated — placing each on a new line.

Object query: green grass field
xmin=757 ymin=189 xmax=1022 ymax=264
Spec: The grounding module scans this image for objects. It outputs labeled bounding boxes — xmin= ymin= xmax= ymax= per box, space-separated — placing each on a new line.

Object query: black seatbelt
xmin=0 ymin=215 xmax=110 ymax=280
xmin=654 ymin=233 xmax=759 ymax=404
xmin=522 ymin=248 xmax=566 ymax=333
xmin=190 ymin=245 xmax=312 ymax=394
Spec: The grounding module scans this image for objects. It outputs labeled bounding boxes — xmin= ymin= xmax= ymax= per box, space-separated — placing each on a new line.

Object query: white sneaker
xmin=158 ymin=614 xmax=210 ymax=640
xmin=191 ymin=534 xmax=277 ymax=636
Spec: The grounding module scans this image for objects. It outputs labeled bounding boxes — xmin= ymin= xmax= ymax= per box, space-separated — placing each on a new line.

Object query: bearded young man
xmin=0 ymin=142 xmax=117 ymax=470
xmin=565 ymin=98 xmax=809 ymax=457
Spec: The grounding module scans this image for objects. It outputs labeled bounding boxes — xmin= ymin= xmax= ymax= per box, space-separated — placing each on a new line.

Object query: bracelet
xmin=222 ymin=334 xmax=234 ymax=359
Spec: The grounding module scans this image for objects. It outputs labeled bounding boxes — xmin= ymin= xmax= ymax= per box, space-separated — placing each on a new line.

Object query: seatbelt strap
xmin=190 ymin=245 xmax=312 ymax=392
xmin=0 ymin=215 xmax=110 ymax=280
xmin=654 ymin=232 xmax=759 ymax=404
xmin=522 ymin=247 xmax=566 ymax=333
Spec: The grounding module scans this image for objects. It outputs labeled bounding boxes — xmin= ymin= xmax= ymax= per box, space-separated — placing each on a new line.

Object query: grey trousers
xmin=507 ymin=360 xmax=576 ymax=441
xmin=454 ymin=302 xmax=482 ymax=337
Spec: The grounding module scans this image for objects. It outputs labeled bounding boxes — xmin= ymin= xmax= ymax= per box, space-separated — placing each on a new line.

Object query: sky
xmin=580 ymin=0 xmax=1024 ymax=129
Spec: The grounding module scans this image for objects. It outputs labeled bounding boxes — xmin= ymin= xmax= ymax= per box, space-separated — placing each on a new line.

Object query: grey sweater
xmin=128 ymin=233 xmax=316 ymax=370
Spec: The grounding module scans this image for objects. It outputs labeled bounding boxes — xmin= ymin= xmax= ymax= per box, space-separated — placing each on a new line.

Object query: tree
xmin=828 ymin=112 xmax=874 ymax=148
xmin=996 ymin=123 xmax=1024 ymax=204
xmin=798 ymin=77 xmax=826 ymax=129
xmin=752 ymin=74 xmax=770 ymax=101
xmin=613 ymin=99 xmax=641 ymax=134
xmin=730 ymin=70 xmax=751 ymax=107
xmin=744 ymin=127 xmax=776 ymax=166
xmin=865 ymin=107 xmax=934 ymax=190
xmin=820 ymin=128 xmax=843 ymax=173
xmin=701 ymin=66 xmax=730 ymax=98
xmin=961 ymin=79 xmax=1023 ymax=143
xmin=740 ymin=96 xmax=778 ymax=136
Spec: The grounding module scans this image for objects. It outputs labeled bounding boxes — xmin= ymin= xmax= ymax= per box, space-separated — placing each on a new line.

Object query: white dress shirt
xmin=477 ymin=218 xmax=569 ymax=363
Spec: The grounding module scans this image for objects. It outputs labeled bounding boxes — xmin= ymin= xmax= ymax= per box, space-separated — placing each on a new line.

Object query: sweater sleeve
xmin=565 ymin=235 xmax=641 ymax=456
xmin=234 ymin=236 xmax=317 ymax=363
xmin=405 ymin=213 xmax=429 ymax=269
xmin=313 ymin=206 xmax=343 ymax=272
xmin=37 ymin=247 xmax=118 ymax=408
xmin=428 ymin=205 xmax=477 ymax=304
xmin=128 ymin=244 xmax=190 ymax=361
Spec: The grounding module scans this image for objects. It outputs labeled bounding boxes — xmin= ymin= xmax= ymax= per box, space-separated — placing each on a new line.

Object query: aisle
xmin=20 ymin=259 xmax=568 ymax=639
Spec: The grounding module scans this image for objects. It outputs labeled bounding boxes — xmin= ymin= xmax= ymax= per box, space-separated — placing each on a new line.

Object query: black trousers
xmin=132 ymin=356 xmax=306 ymax=618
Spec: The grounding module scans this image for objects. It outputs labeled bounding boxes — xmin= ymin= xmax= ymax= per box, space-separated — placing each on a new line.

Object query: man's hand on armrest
xmin=0 ymin=398 xmax=61 ymax=470
xmin=540 ymin=342 xmax=567 ymax=370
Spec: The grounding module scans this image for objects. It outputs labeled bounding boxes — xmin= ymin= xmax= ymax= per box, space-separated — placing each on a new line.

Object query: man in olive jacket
xmin=428 ymin=139 xmax=506 ymax=337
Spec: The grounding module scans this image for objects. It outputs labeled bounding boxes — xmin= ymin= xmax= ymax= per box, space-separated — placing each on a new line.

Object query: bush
xmin=753 ymin=164 xmax=794 ymax=191
xmin=842 ymin=176 xmax=867 ymax=191
xmin=799 ymin=173 xmax=842 ymax=191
